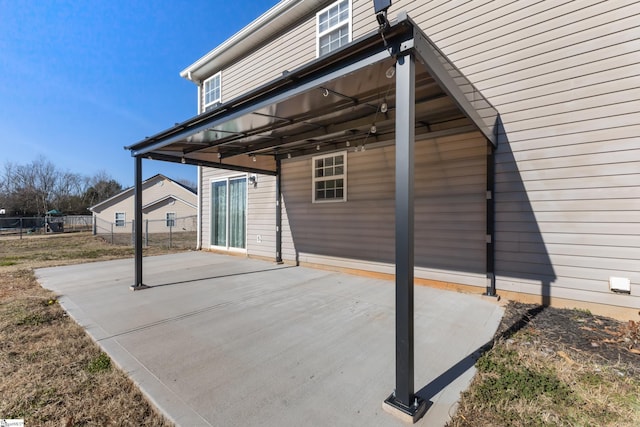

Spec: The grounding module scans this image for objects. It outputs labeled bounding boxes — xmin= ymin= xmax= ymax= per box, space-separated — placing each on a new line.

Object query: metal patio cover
xmin=126 ymin=13 xmax=497 ymax=170
xmin=125 ymin=11 xmax=498 ymax=421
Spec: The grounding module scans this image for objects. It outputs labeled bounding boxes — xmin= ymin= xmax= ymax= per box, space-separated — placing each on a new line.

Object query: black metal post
xmin=384 ymin=50 xmax=427 ymax=422
xmin=275 ymin=158 xmax=283 ymax=264
xmin=132 ymin=155 xmax=144 ymax=290
xmin=485 ymin=142 xmax=497 ymax=297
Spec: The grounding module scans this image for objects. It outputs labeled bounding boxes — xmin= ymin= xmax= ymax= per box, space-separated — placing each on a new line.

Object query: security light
xmin=374 ymin=0 xmax=392 ymax=32
xmin=373 ymin=0 xmax=391 ymax=14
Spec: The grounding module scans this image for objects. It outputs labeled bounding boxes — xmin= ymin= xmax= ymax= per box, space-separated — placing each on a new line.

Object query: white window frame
xmin=316 ymin=0 xmax=352 ymax=57
xmin=166 ymin=212 xmax=176 ymax=228
xmin=209 ymin=175 xmax=248 ymax=253
xmin=312 ymin=151 xmax=347 ymax=203
xmin=203 ymin=72 xmax=221 ymax=112
xmin=115 ymin=212 xmax=125 ymax=227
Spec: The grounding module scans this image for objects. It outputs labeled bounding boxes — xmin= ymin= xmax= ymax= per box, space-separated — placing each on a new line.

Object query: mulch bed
xmin=494 ymin=302 xmax=640 ymax=375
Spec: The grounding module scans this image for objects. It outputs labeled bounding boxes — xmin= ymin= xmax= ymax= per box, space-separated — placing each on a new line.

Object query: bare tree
xmin=176 ymin=178 xmax=197 ymax=192
xmin=83 ymin=170 xmax=123 ymax=207
xmin=0 ymin=158 xmax=123 ymax=216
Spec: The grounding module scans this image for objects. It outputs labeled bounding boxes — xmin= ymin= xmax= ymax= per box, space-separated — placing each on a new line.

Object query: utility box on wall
xmin=609 ymin=277 xmax=631 ymax=294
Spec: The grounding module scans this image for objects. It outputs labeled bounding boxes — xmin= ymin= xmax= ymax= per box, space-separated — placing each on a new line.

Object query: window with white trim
xmin=115 ymin=212 xmax=125 ymax=227
xmin=312 ymin=151 xmax=347 ymax=202
xmin=316 ymin=0 xmax=351 ymax=57
xmin=203 ymin=72 xmax=221 ymax=112
xmin=166 ymin=212 xmax=176 ymax=227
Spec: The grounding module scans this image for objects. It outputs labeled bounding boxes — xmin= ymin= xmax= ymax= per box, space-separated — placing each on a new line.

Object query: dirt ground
xmin=449 ymin=301 xmax=640 ymax=427
xmin=496 ymin=302 xmax=640 ymax=373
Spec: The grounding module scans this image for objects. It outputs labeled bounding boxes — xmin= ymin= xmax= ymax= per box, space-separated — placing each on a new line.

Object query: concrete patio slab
xmin=36 ymin=252 xmax=503 ymax=427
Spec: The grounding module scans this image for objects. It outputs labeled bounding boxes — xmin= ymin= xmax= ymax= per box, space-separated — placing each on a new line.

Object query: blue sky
xmin=0 ymin=0 xmax=278 ymax=187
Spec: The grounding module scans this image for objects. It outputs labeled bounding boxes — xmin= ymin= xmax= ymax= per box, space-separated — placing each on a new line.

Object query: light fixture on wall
xmin=287 ymin=153 xmax=292 ymax=159
xmin=252 ymin=155 xmax=257 ymax=162
xmin=380 ymin=100 xmax=388 ymax=113
xmin=181 ymin=156 xmax=186 ymax=164
xmin=345 ymin=141 xmax=350 ymax=147
xmin=322 ymin=87 xmax=329 ymax=97
xmin=249 ymin=174 xmax=258 ymax=187
xmin=316 ymin=144 xmax=321 ymax=151
xmin=370 ymin=124 xmax=377 ymax=134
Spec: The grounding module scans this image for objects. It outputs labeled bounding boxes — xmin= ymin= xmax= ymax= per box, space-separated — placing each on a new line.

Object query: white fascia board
xmin=180 ymin=0 xmax=330 ymax=83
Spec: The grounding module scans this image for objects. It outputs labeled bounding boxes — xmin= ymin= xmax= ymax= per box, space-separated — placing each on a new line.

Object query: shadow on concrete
xmin=147 ymin=265 xmax=296 ymax=288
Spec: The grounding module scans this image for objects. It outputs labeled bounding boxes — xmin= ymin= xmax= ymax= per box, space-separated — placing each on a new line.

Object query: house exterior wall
xmin=142 ymin=198 xmax=197 ymax=233
xmin=196 ymin=0 xmax=640 ymax=309
xmin=216 ymin=17 xmax=317 ymax=103
xmin=280 ymin=132 xmax=488 ymax=286
xmin=92 ymin=176 xmax=197 ymax=234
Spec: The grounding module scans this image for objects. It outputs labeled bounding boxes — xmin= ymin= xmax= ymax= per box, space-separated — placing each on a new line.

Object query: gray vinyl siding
xmin=199 ymin=168 xmax=210 ymax=246
xmin=246 ymin=175 xmax=278 ymax=259
xmin=195 ymin=0 xmax=640 ymax=308
xmin=377 ymin=0 xmax=640 ymax=307
xmin=280 ymin=132 xmax=487 ymax=286
xmin=221 ymin=19 xmax=316 ymax=102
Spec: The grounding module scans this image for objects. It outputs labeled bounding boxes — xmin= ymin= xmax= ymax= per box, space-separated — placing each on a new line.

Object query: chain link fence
xmin=0 ymin=216 xmax=93 ymax=238
xmin=94 ymin=215 xmax=197 ymax=250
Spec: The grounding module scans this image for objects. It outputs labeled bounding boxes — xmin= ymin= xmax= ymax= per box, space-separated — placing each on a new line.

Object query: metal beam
xmin=147 ymin=152 xmax=278 ymax=176
xmin=383 ymin=50 xmax=427 ymax=422
xmin=131 ymin=155 xmax=145 ymax=290
xmin=485 ymin=142 xmax=497 ymax=297
xmin=411 ymin=27 xmax=498 ymax=146
xmin=275 ymin=158 xmax=283 ymax=264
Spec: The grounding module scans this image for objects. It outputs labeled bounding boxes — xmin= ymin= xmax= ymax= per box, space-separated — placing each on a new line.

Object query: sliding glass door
xmin=211 ymin=176 xmax=246 ymax=250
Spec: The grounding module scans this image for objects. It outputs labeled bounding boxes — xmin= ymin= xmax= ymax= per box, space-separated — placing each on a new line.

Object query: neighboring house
xmin=127 ymin=0 xmax=640 ymax=318
xmin=89 ymin=174 xmax=197 ymax=234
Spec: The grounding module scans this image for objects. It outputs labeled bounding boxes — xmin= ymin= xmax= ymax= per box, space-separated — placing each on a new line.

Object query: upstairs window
xmin=316 ymin=0 xmax=351 ymax=57
xmin=203 ymin=72 xmax=221 ymax=112
xmin=312 ymin=152 xmax=347 ymax=202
